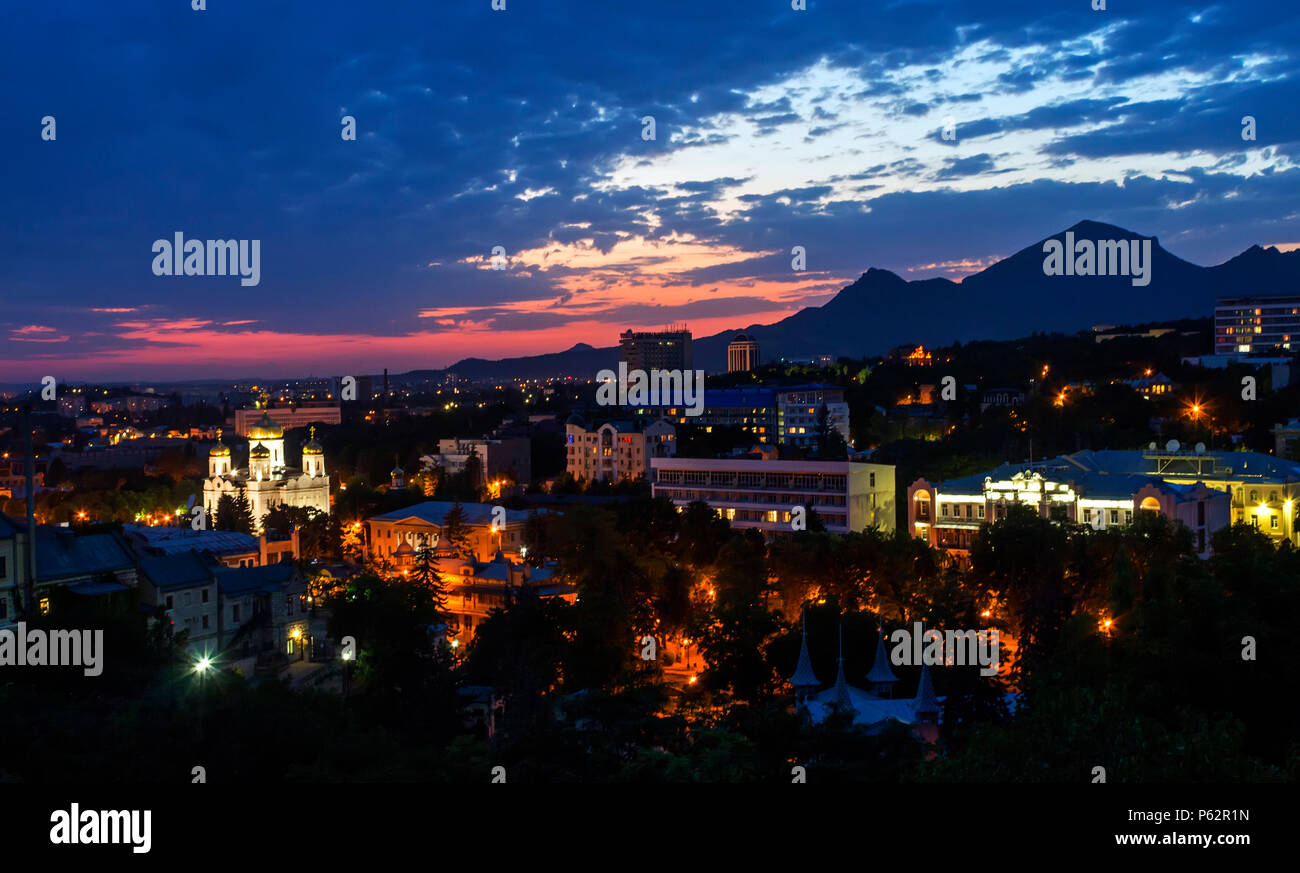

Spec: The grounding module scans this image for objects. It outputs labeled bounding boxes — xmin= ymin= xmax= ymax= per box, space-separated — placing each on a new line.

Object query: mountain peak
xmin=1062 ymin=219 xmax=1146 ymax=239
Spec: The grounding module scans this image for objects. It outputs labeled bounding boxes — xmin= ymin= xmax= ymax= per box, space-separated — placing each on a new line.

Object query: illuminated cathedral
xmin=203 ymin=415 xmax=330 ymax=532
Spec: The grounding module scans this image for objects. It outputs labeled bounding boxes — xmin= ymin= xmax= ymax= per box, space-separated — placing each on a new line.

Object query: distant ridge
xmin=429 ymin=221 xmax=1300 ymax=379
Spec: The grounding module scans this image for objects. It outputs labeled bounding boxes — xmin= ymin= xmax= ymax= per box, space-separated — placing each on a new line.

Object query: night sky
xmin=3 ymin=0 xmax=1298 ymax=382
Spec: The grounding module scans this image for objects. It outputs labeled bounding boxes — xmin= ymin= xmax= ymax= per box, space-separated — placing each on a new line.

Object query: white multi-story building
xmin=566 ymin=416 xmax=676 ymax=483
xmin=650 ymin=457 xmax=895 ymax=535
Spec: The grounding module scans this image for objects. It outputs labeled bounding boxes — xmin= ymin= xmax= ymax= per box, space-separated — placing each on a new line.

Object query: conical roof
xmin=790 ymin=618 xmax=820 ymax=689
xmin=866 ymin=631 xmax=899 ymax=685
xmin=250 ymin=444 xmax=270 ymax=458
xmin=831 ymin=625 xmax=854 ymax=711
xmin=914 ymin=663 xmax=941 ymax=716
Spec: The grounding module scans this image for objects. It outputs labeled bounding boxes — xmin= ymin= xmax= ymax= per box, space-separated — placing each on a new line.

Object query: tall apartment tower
xmin=619 ymin=326 xmax=693 ymax=371
xmin=727 ymin=334 xmax=761 ymax=372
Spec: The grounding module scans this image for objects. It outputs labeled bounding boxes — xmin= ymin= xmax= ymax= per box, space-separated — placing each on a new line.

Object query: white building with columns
xmin=203 ymin=416 xmax=330 ymax=532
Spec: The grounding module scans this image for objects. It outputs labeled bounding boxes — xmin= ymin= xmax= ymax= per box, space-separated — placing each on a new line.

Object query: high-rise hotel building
xmin=727 ymin=333 xmax=761 ymax=372
xmin=619 ymin=326 xmax=693 ymax=372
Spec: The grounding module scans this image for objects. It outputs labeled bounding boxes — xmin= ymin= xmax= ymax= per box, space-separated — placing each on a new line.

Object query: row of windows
xmin=656 ymin=471 xmax=850 ymax=491
xmin=656 ymin=489 xmax=849 ymax=508
xmin=940 ymin=503 xmax=986 ymax=520
xmin=165 ymin=588 xmax=211 ymax=609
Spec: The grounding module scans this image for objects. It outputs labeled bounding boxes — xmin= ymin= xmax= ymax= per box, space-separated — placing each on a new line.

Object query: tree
xmin=440 ymin=503 xmax=474 ymax=559
xmin=232 ymin=492 xmax=256 ymax=535
xmin=214 ymin=493 xmax=254 ymax=535
xmin=412 ymin=535 xmax=449 ymax=611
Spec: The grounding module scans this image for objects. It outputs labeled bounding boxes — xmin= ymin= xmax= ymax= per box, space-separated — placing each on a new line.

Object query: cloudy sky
xmin=3 ymin=0 xmax=1298 ymax=382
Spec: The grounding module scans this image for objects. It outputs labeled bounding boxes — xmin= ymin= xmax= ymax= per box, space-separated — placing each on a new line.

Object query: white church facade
xmin=203 ymin=415 xmax=330 ymax=532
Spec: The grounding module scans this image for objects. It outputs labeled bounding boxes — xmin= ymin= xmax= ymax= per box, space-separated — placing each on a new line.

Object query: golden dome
xmin=210 ymin=428 xmax=231 ymax=457
xmin=301 ymin=425 xmax=323 ymax=455
xmin=250 ymin=444 xmax=271 ymax=458
xmin=247 ymin=412 xmax=284 ymax=441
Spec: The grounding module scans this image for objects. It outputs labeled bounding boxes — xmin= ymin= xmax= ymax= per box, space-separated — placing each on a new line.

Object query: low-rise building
xmin=1274 ymin=419 xmax=1300 ymax=459
xmin=232 ymin=402 xmax=341 ymax=437
xmin=423 ymin=437 xmax=531 ymax=487
xmin=366 ymin=501 xmax=538 ymax=563
xmin=0 ymin=517 xmax=137 ymax=627
xmin=123 ymin=524 xmax=298 ymax=568
xmin=650 ymin=456 xmax=896 ymax=535
xmin=907 ymin=446 xmax=1299 ymax=558
xmin=387 ymin=546 xmax=573 ymax=644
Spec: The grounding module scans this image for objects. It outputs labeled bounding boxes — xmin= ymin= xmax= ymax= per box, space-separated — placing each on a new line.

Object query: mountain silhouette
xmin=440 ymin=221 xmax=1300 ymax=379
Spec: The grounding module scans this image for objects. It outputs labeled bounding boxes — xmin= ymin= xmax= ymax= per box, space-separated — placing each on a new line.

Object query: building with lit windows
xmin=630 ymin=384 xmax=849 ymax=448
xmin=908 ymin=446 xmax=1300 ymax=558
xmin=776 ymin=385 xmax=851 ymax=449
xmin=565 ymin=415 xmax=676 ymax=483
xmin=727 ymin=333 xmax=761 ymax=372
xmin=422 ymin=437 xmax=531 ymax=487
xmin=365 ymin=501 xmax=537 ymax=563
xmin=232 ymin=402 xmax=341 ymax=436
xmin=618 ymin=326 xmax=693 ymax=372
xmin=0 ymin=516 xmax=137 ymax=630
xmin=1215 ymin=294 xmax=1300 ymax=356
xmin=202 ymin=417 xmax=331 ymax=532
xmin=650 ymin=456 xmax=895 ymax=535
xmin=385 ymin=545 xmax=572 ymax=644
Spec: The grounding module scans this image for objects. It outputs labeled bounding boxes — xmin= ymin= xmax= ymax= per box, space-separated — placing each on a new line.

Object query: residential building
xmin=619 ymin=326 xmax=693 ymax=372
xmin=1118 ymin=371 xmax=1174 ymax=397
xmin=776 ymin=385 xmax=851 ymax=449
xmin=727 ymin=334 xmax=761 ymax=373
xmin=650 ymin=456 xmax=896 ymax=535
xmin=366 ymin=500 xmax=539 ymax=563
xmin=123 ymin=523 xmax=299 ymax=568
xmin=138 ymin=551 xmax=220 ymax=654
xmin=423 ymin=437 xmax=531 ymax=487
xmin=386 ymin=545 xmax=573 ymax=644
xmin=214 ymin=562 xmax=315 ymax=671
xmin=628 ymin=388 xmax=776 ymax=443
xmin=0 ymin=517 xmax=137 ymax=627
xmin=565 ymin=415 xmax=676 ymax=483
xmin=0 ymin=459 xmax=43 ymax=499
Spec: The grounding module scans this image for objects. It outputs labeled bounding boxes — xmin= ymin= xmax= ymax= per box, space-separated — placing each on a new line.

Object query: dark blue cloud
xmin=2 ymin=0 xmax=1299 ymax=378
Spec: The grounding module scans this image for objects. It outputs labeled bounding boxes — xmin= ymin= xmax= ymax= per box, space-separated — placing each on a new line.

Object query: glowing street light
xmin=194 ymin=656 xmax=213 ymax=674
